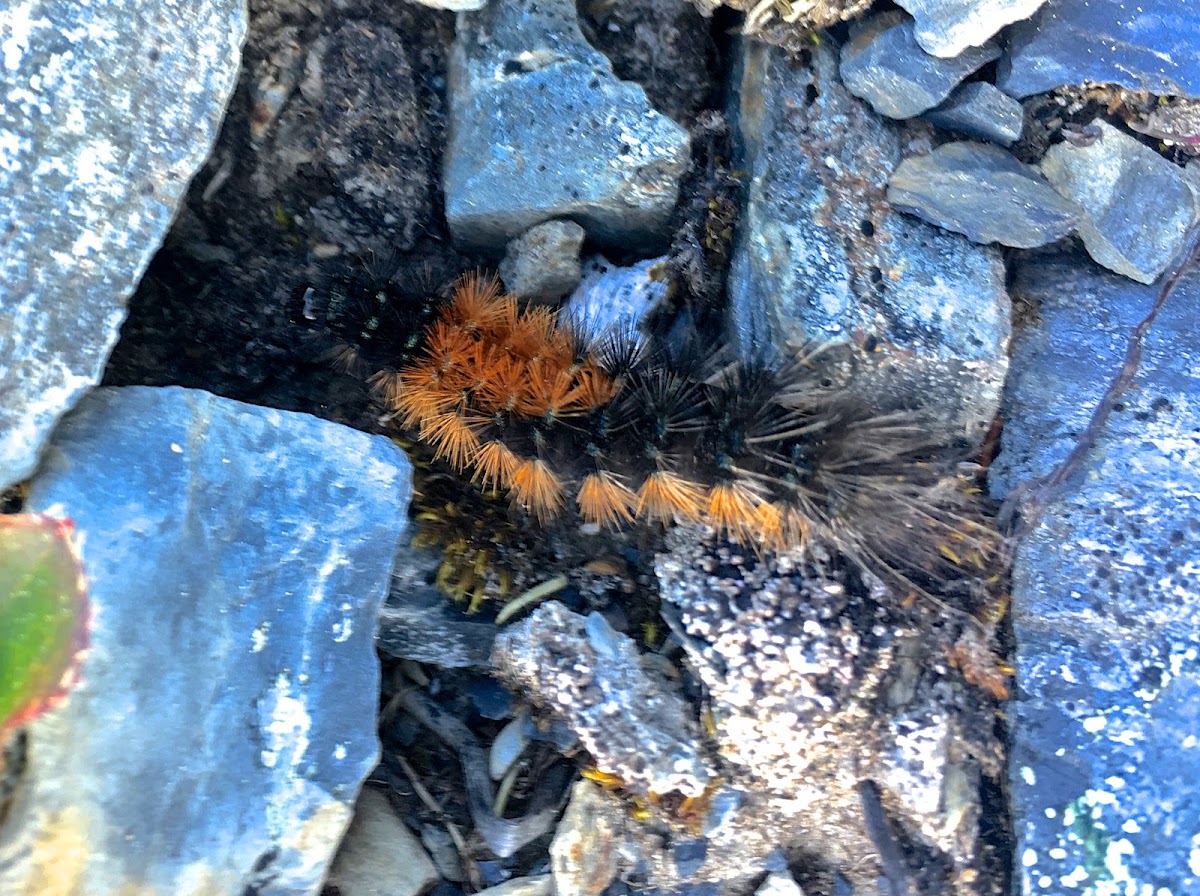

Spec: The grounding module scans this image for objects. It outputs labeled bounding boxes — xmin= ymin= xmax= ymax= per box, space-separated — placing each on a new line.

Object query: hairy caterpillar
xmin=326 ymin=272 xmax=1001 ymax=598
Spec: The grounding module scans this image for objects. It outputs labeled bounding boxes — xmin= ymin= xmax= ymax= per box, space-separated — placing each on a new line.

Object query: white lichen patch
xmin=307 ymin=541 xmax=349 ymax=603
xmin=1 ymin=4 xmax=51 ymax=71
xmin=258 ymin=673 xmax=311 ymax=771
xmin=251 ymin=622 xmax=270 ymax=653
xmin=330 ymin=602 xmax=353 ymax=643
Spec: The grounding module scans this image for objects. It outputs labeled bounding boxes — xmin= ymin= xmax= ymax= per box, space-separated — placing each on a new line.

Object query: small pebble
xmin=499 ymin=220 xmax=587 ymax=304
xmin=490 ymin=710 xmax=532 ymax=781
xmin=922 ymin=82 xmax=1024 ymax=146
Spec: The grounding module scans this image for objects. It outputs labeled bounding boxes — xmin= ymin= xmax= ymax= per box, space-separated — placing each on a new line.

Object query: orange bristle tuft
xmin=577 ymin=470 xmax=638 ymax=528
xmin=753 ymin=500 xmax=788 ymax=552
xmin=778 ymin=504 xmax=812 ymax=550
xmin=574 ymin=363 xmax=622 ymax=407
xmin=708 ymin=481 xmax=766 ymax=544
xmin=446 ymin=273 xmax=510 ymax=333
xmin=424 ymin=319 xmax=478 ymax=367
xmin=473 ymin=353 xmax=529 ymax=414
xmin=390 ymin=365 xmax=460 ymax=428
xmin=509 ymin=458 xmax=565 ymax=524
xmin=473 ymin=439 xmax=521 ymax=492
xmin=502 ymin=306 xmax=560 ymax=360
xmin=635 ymin=470 xmax=706 ymax=524
xmin=419 ymin=412 xmax=483 ymax=471
xmin=517 ymin=365 xmax=604 ymax=418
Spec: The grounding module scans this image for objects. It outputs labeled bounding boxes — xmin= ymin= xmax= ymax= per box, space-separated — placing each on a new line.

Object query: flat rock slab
xmin=992 ymin=254 xmax=1200 ymax=896
xmin=1041 ymin=120 xmax=1198 ymax=284
xmin=2 ymin=386 xmax=412 ymax=896
xmin=0 ymin=0 xmax=245 ymax=490
xmin=888 ymin=141 xmax=1081 ymax=248
xmin=325 ymin=788 xmax=438 ymax=896
xmin=444 ymin=0 xmax=689 ymax=250
xmin=998 ymin=0 xmax=1200 ymax=99
xmin=895 ymin=0 xmax=1048 ymax=58
xmin=839 ymin=10 xmax=999 ymax=120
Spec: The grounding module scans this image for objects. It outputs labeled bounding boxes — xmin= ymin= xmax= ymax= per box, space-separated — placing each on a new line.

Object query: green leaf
xmin=0 ymin=514 xmax=89 ymax=736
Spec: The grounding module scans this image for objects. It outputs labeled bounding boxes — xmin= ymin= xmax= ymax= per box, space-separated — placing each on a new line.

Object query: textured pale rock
xmin=325 ymin=788 xmax=439 ymax=896
xmin=444 ymin=0 xmax=689 ymax=250
xmin=0 ymin=0 xmax=245 ymax=489
xmin=3 ymin=386 xmax=412 ymax=896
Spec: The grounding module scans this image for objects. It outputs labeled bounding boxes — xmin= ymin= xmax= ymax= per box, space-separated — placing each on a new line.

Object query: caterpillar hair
xmin=291 ymin=255 xmax=455 ymax=388
xmin=371 ymin=274 xmax=1000 ymax=599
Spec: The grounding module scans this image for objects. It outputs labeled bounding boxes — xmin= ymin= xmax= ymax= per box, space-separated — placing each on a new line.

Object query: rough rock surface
xmin=0 ymin=0 xmax=245 ymax=490
xmin=377 ymin=584 xmax=498 ymax=669
xmin=1041 ymin=120 xmax=1198 ymax=284
xmin=250 ymin=17 xmax=435 ymax=255
xmin=888 ymin=141 xmax=1081 ymax=248
xmin=549 ymin=781 xmax=624 ymax=896
xmin=2 ymin=386 xmax=412 ymax=896
xmin=895 ymin=0 xmax=1049 ymax=58
xmin=491 ymin=601 xmax=715 ymax=800
xmin=998 ymin=0 xmax=1200 ymax=99
xmin=444 ymin=0 xmax=690 ymax=251
xmin=991 ymin=253 xmax=1200 ymax=896
xmin=839 ymin=11 xmax=1000 ymax=120
xmin=655 ymin=531 xmax=1004 ymax=894
xmin=729 ymin=39 xmax=1010 ymax=445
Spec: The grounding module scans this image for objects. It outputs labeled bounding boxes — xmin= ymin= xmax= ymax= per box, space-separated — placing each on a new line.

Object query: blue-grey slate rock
xmin=998 ymin=0 xmax=1200 ymax=99
xmin=838 ymin=11 xmax=1001 ymax=120
xmin=444 ymin=0 xmax=690 ymax=251
xmin=889 ymin=141 xmax=1081 ymax=248
xmin=991 ymin=253 xmax=1200 ymax=896
xmin=0 ymin=0 xmax=245 ymax=491
xmin=4 ymin=386 xmax=412 ymax=896
xmin=729 ymin=39 xmax=1010 ymax=444
xmin=1041 ymin=120 xmax=1198 ymax=284
xmin=922 ymin=82 xmax=1025 ymax=146
xmin=895 ymin=0 xmax=1049 ymax=58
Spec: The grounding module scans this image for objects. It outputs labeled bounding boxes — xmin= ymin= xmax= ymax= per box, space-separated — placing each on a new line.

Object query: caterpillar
xmin=341 ymin=272 xmax=1002 ymax=599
